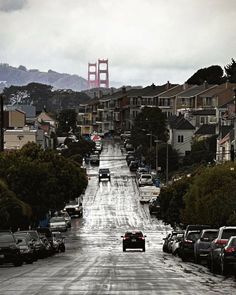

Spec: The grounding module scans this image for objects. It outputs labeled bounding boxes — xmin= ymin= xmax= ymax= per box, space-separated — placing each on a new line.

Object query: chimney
xmin=203 ymin=80 xmax=208 ymax=89
xmin=166 ymin=81 xmax=170 ymax=89
xmin=183 ymin=82 xmax=188 ymax=90
xmin=122 ymin=86 xmax=126 ymax=94
xmin=151 ymin=83 xmax=155 ymax=90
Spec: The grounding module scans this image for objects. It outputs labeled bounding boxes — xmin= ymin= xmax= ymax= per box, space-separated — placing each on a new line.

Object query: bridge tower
xmin=98 ymin=59 xmax=109 ymax=88
xmin=87 ymin=63 xmax=98 ymax=89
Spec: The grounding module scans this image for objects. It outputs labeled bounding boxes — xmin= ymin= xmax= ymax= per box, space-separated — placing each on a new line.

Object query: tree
xmin=183 ymin=163 xmax=236 ymax=227
xmin=224 ymin=58 xmax=236 ymax=83
xmin=57 ymin=109 xmax=77 ymax=135
xmin=0 ymin=179 xmax=31 ymax=230
xmin=187 ymin=65 xmax=224 ymax=85
xmin=183 ymin=135 xmax=217 ymax=166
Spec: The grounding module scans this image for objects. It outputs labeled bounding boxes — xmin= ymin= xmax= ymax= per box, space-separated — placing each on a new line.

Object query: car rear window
xmin=222 ymin=229 xmax=236 ymax=239
xmin=125 ymin=232 xmax=143 ymax=238
xmin=0 ymin=233 xmax=15 ymax=243
xmin=202 ymin=231 xmax=218 ymax=240
xmin=187 ymin=232 xmax=200 ymax=241
xmin=141 ymin=175 xmax=152 ymax=179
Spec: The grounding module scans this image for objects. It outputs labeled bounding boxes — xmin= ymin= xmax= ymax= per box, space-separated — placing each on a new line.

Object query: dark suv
xmin=121 ymin=231 xmax=146 ymax=252
xmin=0 ymin=231 xmax=23 ymax=266
xmin=208 ymin=226 xmax=236 ymax=273
xmin=180 ymin=230 xmax=202 ymax=261
xmin=98 ymin=168 xmax=111 ymax=182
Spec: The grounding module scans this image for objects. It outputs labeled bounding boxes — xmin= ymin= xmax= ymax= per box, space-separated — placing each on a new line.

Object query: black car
xmin=220 ymin=236 xmax=236 ymax=275
xmin=90 ymin=154 xmax=100 ymax=166
xmin=121 ymin=231 xmax=146 ymax=252
xmin=98 ymin=168 xmax=111 ymax=182
xmin=149 ymin=198 xmax=161 ymax=215
xmin=129 ymin=161 xmax=139 ymax=172
xmin=0 ymin=231 xmax=23 ymax=267
xmin=52 ymin=232 xmax=66 ymax=253
xmin=180 ymin=230 xmax=201 ymax=261
xmin=126 ymin=155 xmax=135 ymax=166
xmin=208 ymin=226 xmax=236 ymax=273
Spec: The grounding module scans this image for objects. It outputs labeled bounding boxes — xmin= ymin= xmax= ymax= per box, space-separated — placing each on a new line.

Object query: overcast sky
xmin=0 ymin=0 xmax=236 ymax=87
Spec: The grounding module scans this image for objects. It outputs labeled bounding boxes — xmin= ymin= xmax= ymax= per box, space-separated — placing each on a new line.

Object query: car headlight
xmin=99 ymin=174 xmax=102 ymax=176
xmin=107 ymin=174 xmax=110 ymax=176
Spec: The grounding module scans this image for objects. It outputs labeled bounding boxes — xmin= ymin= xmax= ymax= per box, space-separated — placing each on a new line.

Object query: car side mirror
xmin=121 ymin=236 xmax=124 ymax=238
xmin=144 ymin=235 xmax=147 ymax=237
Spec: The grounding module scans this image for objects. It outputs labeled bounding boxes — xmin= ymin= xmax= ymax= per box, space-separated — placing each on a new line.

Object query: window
xmin=178 ymin=135 xmax=184 ymax=143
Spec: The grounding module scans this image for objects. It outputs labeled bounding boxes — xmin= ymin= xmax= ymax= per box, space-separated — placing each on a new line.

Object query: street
xmin=0 ymin=140 xmax=236 ymax=295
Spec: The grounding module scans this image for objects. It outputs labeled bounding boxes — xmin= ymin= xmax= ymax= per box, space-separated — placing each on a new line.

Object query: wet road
xmin=1 ymin=140 xmax=236 ymax=294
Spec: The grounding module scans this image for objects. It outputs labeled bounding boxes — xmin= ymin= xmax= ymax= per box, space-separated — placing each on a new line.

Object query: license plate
xmin=0 ymin=254 xmax=4 ymax=258
xmin=132 ymin=239 xmax=136 ymax=242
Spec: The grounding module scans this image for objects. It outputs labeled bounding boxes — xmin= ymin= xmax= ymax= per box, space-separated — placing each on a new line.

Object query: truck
xmin=139 ymin=185 xmax=160 ymax=203
xmin=63 ymin=196 xmax=83 ymax=217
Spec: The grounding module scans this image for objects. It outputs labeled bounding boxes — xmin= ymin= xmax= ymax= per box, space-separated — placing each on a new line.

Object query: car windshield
xmin=50 ymin=217 xmax=65 ymax=222
xmin=0 ymin=233 xmax=15 ymax=243
xmin=229 ymin=238 xmax=236 ymax=246
xmin=222 ymin=229 xmax=236 ymax=239
xmin=99 ymin=169 xmax=109 ymax=173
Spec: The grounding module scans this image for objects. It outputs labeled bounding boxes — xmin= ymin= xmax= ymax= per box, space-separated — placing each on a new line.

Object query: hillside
xmin=0 ymin=63 xmax=88 ymax=91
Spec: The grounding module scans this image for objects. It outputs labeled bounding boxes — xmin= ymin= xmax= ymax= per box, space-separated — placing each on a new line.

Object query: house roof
xmin=158 ymin=85 xmax=187 ymax=98
xmin=219 ymin=98 xmax=235 ymax=108
xmin=199 ymin=83 xmax=236 ymax=98
xmin=195 ymin=124 xmax=216 ymax=135
xmin=127 ymin=83 xmax=177 ymax=98
xmin=220 ymin=125 xmax=233 ymax=138
xmin=177 ymin=84 xmax=217 ymax=98
xmin=168 ymin=115 xmax=195 ymax=130
xmin=37 ymin=111 xmax=55 ymax=122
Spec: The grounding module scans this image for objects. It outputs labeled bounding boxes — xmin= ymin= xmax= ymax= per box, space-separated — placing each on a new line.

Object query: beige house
xmin=4 ymin=125 xmax=45 ymax=150
xmin=4 ymin=109 xmax=26 ymax=128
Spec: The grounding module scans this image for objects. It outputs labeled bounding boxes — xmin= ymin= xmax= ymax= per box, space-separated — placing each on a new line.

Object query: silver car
xmin=49 ymin=217 xmax=67 ymax=232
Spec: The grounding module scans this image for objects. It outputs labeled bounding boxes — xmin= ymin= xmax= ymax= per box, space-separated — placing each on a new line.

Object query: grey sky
xmin=0 ymin=0 xmax=236 ymax=87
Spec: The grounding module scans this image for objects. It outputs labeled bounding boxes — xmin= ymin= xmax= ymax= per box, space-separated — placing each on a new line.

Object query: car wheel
xmin=181 ymin=253 xmax=188 ymax=262
xmin=13 ymin=259 xmax=23 ymax=267
xmin=26 ymin=258 xmax=34 ymax=264
xmin=143 ymin=246 xmax=146 ymax=252
xmin=123 ymin=246 xmax=126 ymax=252
xmin=210 ymin=258 xmax=218 ymax=273
xmin=194 ymin=254 xmax=201 ymax=264
xmin=173 ymin=249 xmax=179 ymax=257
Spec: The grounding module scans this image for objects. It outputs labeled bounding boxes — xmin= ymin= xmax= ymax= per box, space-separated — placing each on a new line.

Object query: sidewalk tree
xmin=57 ymin=109 xmax=77 ymax=135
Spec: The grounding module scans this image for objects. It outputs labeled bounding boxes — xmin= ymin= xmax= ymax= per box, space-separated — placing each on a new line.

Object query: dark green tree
xmin=187 ymin=65 xmax=224 ymax=85
xmin=224 ymin=58 xmax=236 ymax=83
xmin=57 ymin=109 xmax=77 ymax=135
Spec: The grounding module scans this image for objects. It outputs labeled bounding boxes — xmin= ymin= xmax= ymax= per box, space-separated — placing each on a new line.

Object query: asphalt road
xmin=0 ymin=140 xmax=236 ymax=295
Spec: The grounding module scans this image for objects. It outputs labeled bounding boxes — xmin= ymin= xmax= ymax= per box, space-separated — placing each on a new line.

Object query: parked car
xmin=208 ymin=226 xmax=236 ymax=273
xmin=98 ymin=168 xmax=111 ymax=182
xmin=171 ymin=233 xmax=184 ymax=256
xmin=19 ymin=230 xmax=46 ymax=259
xmin=52 ymin=232 xmax=66 ymax=253
xmin=220 ymin=236 xmax=236 ymax=275
xmin=120 ymin=131 xmax=131 ymax=140
xmin=149 ymin=197 xmax=161 ymax=215
xmin=179 ymin=230 xmax=202 ymax=261
xmin=126 ymin=155 xmax=136 ymax=166
xmin=129 ymin=160 xmax=139 ymax=172
xmin=95 ymin=141 xmax=103 ymax=152
xmin=49 ymin=216 xmax=67 ymax=232
xmin=90 ymin=154 xmax=100 ymax=165
xmin=36 ymin=228 xmax=53 ymax=248
xmin=125 ymin=144 xmax=135 ymax=152
xmin=162 ymin=231 xmax=183 ymax=253
xmin=59 ymin=211 xmax=71 ymax=228
xmin=121 ymin=231 xmax=146 ymax=252
xmin=194 ymin=229 xmax=218 ymax=264
xmin=136 ymin=167 xmax=149 ymax=179
xmin=15 ymin=237 xmax=35 ymax=264
xmin=14 ymin=231 xmax=37 ymax=262
xmin=0 ymin=231 xmax=23 ymax=266
xmin=138 ymin=174 xmax=153 ymax=186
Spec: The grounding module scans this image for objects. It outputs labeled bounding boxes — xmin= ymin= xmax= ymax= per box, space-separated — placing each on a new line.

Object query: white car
xmin=49 ymin=217 xmax=67 ymax=232
xmin=138 ymin=174 xmax=153 ymax=186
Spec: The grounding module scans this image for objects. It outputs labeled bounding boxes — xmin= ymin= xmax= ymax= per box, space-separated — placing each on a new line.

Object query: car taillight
xmin=139 ymin=237 xmax=145 ymax=240
xmin=225 ymin=247 xmax=236 ymax=253
xmin=123 ymin=237 xmax=129 ymax=240
xmin=215 ymin=239 xmax=227 ymax=247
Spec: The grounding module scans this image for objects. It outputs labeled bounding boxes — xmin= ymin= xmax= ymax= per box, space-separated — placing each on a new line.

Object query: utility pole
xmin=166 ymin=143 xmax=169 ymax=184
xmin=0 ymin=94 xmax=4 ymax=152
xmin=155 ymin=139 xmax=158 ymax=175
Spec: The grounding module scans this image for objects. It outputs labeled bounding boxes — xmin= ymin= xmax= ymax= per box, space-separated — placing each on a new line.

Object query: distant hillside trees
xmin=3 ymin=82 xmax=91 ymax=113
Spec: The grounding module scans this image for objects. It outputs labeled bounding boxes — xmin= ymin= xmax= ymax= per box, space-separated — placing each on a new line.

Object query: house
xmin=168 ymin=115 xmax=195 ymax=157
xmin=3 ymin=109 xmax=26 ymax=128
xmin=4 ymin=125 xmax=46 ymax=150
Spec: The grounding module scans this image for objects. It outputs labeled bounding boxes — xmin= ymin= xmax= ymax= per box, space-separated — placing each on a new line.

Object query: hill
xmin=0 ymin=63 xmax=88 ymax=91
